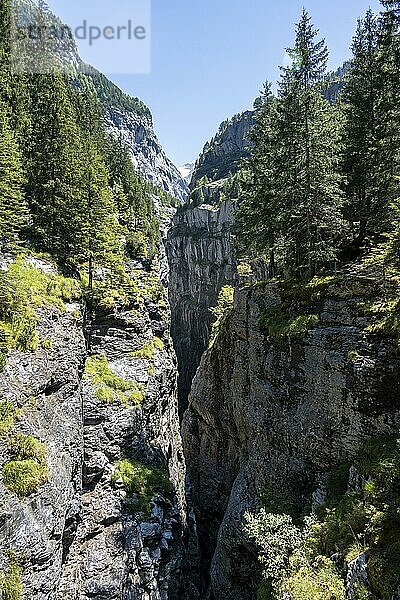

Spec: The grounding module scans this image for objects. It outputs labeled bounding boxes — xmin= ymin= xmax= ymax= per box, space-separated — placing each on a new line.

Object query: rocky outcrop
xmin=183 ymin=277 xmax=400 ymax=598
xmin=104 ymin=106 xmax=188 ymax=202
xmin=0 ymin=252 xmax=191 ymax=599
xmin=166 ymin=201 xmax=237 ymax=413
xmin=16 ymin=1 xmax=188 ymax=203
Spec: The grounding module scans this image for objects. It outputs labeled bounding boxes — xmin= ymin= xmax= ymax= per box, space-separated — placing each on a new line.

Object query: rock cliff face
xmin=0 ymin=254 xmax=189 ymax=599
xmin=104 ymin=105 xmax=188 ymax=202
xmin=166 ymin=201 xmax=237 ymax=413
xmin=165 ymin=110 xmax=255 ymax=412
xmin=0 ymin=292 xmax=86 ymax=600
xmin=191 ymin=111 xmax=253 ymax=191
xmin=183 ymin=277 xmax=400 ymax=598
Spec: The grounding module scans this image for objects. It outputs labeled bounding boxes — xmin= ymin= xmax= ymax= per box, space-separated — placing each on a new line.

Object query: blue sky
xmin=50 ymin=0 xmax=382 ymax=167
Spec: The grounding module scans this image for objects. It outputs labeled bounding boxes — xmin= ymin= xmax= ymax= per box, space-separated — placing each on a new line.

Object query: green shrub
xmin=281 ymin=557 xmax=346 ymax=599
xmin=86 ymin=266 xmax=141 ymax=310
xmin=244 ymin=510 xmax=303 ymax=584
xmin=112 ymin=458 xmax=172 ymax=515
xmin=0 ymin=401 xmax=20 ymax=438
xmin=2 ymin=459 xmax=48 ymax=497
xmin=85 ymin=354 xmax=145 ymax=406
xmin=10 ymin=434 xmax=47 ymax=462
xmin=126 ymin=231 xmax=149 ymax=259
xmin=131 ymin=342 xmax=155 ymax=360
xmin=153 ymin=336 xmax=164 ymax=351
xmin=2 ymin=434 xmax=49 ymax=497
xmin=209 ymin=286 xmax=234 ymax=347
xmin=131 ymin=337 xmax=165 ymax=361
xmin=0 ymin=554 xmax=23 ymax=600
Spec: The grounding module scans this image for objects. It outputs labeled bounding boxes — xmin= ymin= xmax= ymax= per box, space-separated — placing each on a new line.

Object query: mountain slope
xmin=15 ymin=0 xmax=187 ymax=201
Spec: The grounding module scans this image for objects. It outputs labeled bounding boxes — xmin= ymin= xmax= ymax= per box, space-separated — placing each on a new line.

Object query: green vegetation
xmin=0 ymin=553 xmax=23 ymax=600
xmin=245 ymin=435 xmax=400 ymax=598
xmin=85 ymin=353 xmax=145 ymax=407
xmin=281 ymin=558 xmax=346 ymax=600
xmin=0 ymin=401 xmax=21 ymax=438
xmin=0 ymin=0 xmax=160 ymax=308
xmin=244 ymin=510 xmax=347 ymax=599
xmin=2 ymin=434 xmax=49 ymax=497
xmin=260 ymin=308 xmax=319 ymax=338
xmin=131 ymin=337 xmax=165 ymax=361
xmin=209 ymin=286 xmax=234 ymax=347
xmin=258 ymin=276 xmax=337 ymax=338
xmin=0 ymin=257 xmax=81 ymax=369
xmin=112 ymin=458 xmax=172 ymax=515
xmin=236 ymin=3 xmax=400 ymax=280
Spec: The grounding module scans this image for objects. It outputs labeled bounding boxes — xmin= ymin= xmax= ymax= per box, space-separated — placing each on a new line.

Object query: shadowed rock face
xmin=57 ymin=278 xmax=188 ymax=600
xmin=183 ymin=279 xmax=400 ymax=599
xmin=166 ymin=201 xmax=237 ymax=415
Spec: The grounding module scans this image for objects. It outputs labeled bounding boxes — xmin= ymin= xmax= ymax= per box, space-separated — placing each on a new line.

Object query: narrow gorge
xmin=0 ymin=1 xmax=400 ymax=599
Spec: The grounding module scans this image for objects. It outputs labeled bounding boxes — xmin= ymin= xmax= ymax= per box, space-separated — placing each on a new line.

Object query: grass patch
xmin=2 ymin=434 xmax=49 ymax=497
xmin=209 ymin=286 xmax=234 ymax=348
xmin=0 ymin=257 xmax=81 ymax=369
xmin=112 ymin=458 xmax=172 ymax=515
xmin=257 ymin=276 xmax=334 ymax=339
xmin=0 ymin=553 xmax=23 ymax=600
xmin=85 ymin=354 xmax=145 ymax=407
xmin=260 ymin=308 xmax=319 ymax=338
xmin=0 ymin=401 xmax=21 ymax=438
xmin=10 ymin=434 xmax=47 ymax=462
xmin=131 ymin=337 xmax=165 ymax=361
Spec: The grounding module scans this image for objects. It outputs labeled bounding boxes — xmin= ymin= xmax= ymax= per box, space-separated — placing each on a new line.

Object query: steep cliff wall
xmin=183 ymin=276 xmax=400 ymax=598
xmin=0 ymin=273 xmax=86 ymax=599
xmin=0 ymin=253 xmax=191 ymax=599
xmin=191 ymin=111 xmax=253 ymax=190
xmin=103 ymin=102 xmax=188 ymax=202
xmin=166 ymin=201 xmax=237 ymax=413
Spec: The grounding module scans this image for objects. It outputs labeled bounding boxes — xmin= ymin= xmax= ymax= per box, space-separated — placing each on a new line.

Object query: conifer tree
xmin=276 ymin=10 xmax=344 ymax=275
xmin=0 ymin=100 xmax=27 ymax=250
xmin=342 ymin=10 xmax=381 ymax=240
xmin=375 ymin=0 xmax=400 ymax=205
xmin=25 ymin=73 xmax=87 ymax=262
xmin=236 ymin=83 xmax=280 ymax=275
xmin=237 ymin=11 xmax=344 ymax=276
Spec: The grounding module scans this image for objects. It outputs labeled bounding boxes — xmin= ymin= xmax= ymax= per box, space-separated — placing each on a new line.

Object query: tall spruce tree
xmin=25 ymin=73 xmax=87 ymax=262
xmin=237 ymin=10 xmax=344 ymax=276
xmin=342 ymin=11 xmax=382 ymax=241
xmin=0 ymin=100 xmax=27 ymax=250
xmin=276 ymin=10 xmax=344 ymax=275
xmin=71 ymin=88 xmax=123 ymax=285
xmin=376 ymin=0 xmax=400 ymax=204
xmin=236 ymin=83 xmax=280 ymax=275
